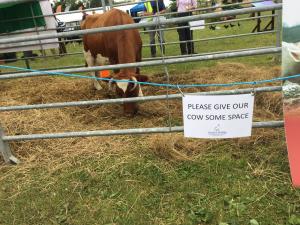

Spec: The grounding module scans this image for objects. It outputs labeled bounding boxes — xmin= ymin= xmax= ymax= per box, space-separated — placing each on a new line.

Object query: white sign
xmin=189 ymin=20 xmax=205 ymax=30
xmin=182 ymin=94 xmax=255 ymax=138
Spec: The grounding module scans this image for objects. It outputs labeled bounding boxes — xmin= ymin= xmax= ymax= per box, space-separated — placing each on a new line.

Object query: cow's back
xmin=81 ymin=9 xmax=134 ymax=29
xmin=81 ymin=9 xmax=142 ymax=61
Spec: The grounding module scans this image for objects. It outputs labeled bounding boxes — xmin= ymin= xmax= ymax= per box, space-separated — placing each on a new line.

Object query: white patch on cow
xmin=96 ymin=54 xmax=109 ymax=65
xmin=116 ymin=81 xmax=128 ymax=93
xmin=84 ymin=50 xmax=95 ymax=67
xmin=138 ymin=84 xmax=143 ymax=97
xmin=291 ymin=51 xmax=300 ymax=62
xmin=116 ymin=80 xmax=143 ymax=97
xmin=84 ymin=50 xmax=103 ymax=90
xmin=131 ymin=77 xmax=143 ymax=97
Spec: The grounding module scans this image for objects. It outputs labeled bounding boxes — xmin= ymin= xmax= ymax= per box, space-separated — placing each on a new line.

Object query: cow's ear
xmin=135 ymin=74 xmax=148 ymax=82
xmin=291 ymin=51 xmax=300 ymax=61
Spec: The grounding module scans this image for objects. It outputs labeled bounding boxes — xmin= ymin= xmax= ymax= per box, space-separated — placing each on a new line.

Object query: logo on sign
xmin=208 ymin=124 xmax=227 ymax=137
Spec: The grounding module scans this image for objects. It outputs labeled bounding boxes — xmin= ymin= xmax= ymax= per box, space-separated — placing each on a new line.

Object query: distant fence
xmin=0 ymin=1 xmax=281 ymax=70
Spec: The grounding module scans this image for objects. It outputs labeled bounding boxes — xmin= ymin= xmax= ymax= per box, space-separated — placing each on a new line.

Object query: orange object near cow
xmin=101 ymin=70 xmax=110 ymax=78
xmin=98 ymin=70 xmax=111 ymax=78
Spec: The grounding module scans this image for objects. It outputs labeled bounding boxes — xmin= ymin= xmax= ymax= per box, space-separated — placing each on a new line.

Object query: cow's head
xmin=111 ymin=73 xmax=148 ymax=115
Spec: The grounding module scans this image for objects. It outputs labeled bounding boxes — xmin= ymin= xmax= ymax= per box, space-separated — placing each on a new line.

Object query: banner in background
xmin=282 ymin=0 xmax=300 ymax=187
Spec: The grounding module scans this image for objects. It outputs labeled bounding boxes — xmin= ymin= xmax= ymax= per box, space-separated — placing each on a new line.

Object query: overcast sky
xmin=283 ymin=0 xmax=300 ymax=27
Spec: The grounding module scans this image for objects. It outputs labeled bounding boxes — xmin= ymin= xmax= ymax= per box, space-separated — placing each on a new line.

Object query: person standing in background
xmin=54 ymin=0 xmax=66 ymax=13
xmin=176 ymin=0 xmax=197 ymax=55
xmin=53 ymin=0 xmax=67 ymax=55
xmin=143 ymin=0 xmax=166 ymax=58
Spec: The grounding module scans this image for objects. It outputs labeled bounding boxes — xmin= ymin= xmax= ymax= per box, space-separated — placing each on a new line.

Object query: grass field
xmin=1 ymin=11 xmax=300 ymax=225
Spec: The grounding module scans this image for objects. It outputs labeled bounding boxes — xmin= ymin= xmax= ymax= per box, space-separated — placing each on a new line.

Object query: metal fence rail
xmin=141 ymin=14 xmax=278 ymax=33
xmin=1 ymin=121 xmax=284 ymax=142
xmin=0 ymin=0 xmax=265 ymax=24
xmin=131 ymin=0 xmax=267 ymax=20
xmin=0 ymin=29 xmax=277 ymax=51
xmin=0 ymin=2 xmax=284 ymax=164
xmin=144 ymin=30 xmax=277 ymax=48
xmin=1 ymin=46 xmax=276 ymax=75
xmin=142 ymin=45 xmax=278 ymax=60
xmin=0 ymin=46 xmax=277 ymax=75
xmin=0 ymin=4 xmax=282 ymax=45
xmin=0 ymin=86 xmax=282 ymax=111
xmin=0 ymin=2 xmax=280 ymax=73
xmin=0 ymin=13 xmax=275 ymax=38
xmin=0 ymin=13 xmax=278 ymax=68
xmin=2 ymin=52 xmax=83 ymax=64
xmin=0 ymin=47 xmax=281 ymax=80
xmin=56 ymin=0 xmax=265 ymax=23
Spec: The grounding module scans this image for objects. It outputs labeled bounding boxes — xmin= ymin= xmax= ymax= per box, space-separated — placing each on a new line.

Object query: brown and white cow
xmin=81 ymin=9 xmax=148 ymax=115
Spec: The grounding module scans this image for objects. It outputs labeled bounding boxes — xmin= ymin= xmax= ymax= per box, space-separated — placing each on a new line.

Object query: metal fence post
xmin=275 ymin=0 xmax=282 ymax=63
xmin=275 ymin=4 xmax=282 ymax=46
xmin=0 ymin=127 xmax=19 ymax=164
xmin=101 ymin=0 xmax=107 ymax=12
xmin=108 ymin=0 xmax=113 ymax=9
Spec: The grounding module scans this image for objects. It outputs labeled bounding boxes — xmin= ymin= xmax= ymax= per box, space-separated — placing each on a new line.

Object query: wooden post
xmin=0 ymin=128 xmax=19 ymax=164
xmin=25 ymin=59 xmax=31 ymax=69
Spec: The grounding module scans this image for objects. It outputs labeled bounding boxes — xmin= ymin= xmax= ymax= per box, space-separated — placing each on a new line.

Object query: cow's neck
xmin=118 ymin=68 xmax=136 ymax=79
xmin=117 ymin=40 xmax=137 ymax=68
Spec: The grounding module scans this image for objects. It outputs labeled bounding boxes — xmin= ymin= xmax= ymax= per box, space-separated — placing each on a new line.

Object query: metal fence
xmin=0 ymin=1 xmax=283 ymax=164
xmin=0 ymin=4 xmax=281 ymax=44
xmin=0 ymin=1 xmax=281 ymax=71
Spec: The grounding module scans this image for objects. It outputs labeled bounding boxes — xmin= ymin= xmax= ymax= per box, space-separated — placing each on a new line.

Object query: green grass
xmin=1 ymin=12 xmax=299 ymax=225
xmin=1 ymin=133 xmax=299 ymax=225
